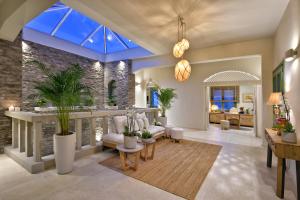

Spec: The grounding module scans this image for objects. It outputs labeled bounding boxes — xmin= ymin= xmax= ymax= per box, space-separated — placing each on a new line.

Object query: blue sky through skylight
xmin=25 ymin=2 xmax=144 ymax=55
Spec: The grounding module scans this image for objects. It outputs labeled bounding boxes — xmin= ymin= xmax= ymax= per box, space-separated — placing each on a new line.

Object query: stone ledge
xmin=4 ymin=143 xmax=103 ymax=174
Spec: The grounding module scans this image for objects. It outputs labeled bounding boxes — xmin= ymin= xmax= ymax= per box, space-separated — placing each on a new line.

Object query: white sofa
xmin=102 ymin=112 xmax=165 ymax=149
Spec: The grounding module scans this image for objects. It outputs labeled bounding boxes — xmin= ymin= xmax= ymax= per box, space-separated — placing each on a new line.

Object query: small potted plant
xmin=123 ymin=109 xmax=140 ymax=149
xmin=282 ymin=122 xmax=297 ymax=143
xmin=141 ymin=130 xmax=153 ymax=143
xmin=106 ymin=80 xmax=118 ymax=109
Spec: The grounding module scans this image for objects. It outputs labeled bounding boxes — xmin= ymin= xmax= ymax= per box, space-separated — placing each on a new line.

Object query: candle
xmin=14 ymin=107 xmax=20 ymax=112
xmin=8 ymin=105 xmax=14 ymax=111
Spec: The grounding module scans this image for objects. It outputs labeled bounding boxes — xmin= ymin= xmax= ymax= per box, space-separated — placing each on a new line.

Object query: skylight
xmin=25 ymin=2 xmax=148 ymax=56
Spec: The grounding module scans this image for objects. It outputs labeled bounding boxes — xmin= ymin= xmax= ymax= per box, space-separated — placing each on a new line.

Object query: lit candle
xmin=8 ymin=105 xmax=14 ymax=111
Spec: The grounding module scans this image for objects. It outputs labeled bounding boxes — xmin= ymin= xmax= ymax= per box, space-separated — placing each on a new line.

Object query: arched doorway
xmin=203 ymin=70 xmax=262 ymax=137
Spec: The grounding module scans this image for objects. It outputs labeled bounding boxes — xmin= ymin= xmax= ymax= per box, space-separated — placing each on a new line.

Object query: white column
xmin=25 ymin=121 xmax=33 ymax=157
xmin=89 ymin=118 xmax=96 ymax=146
xmin=11 ymin=118 xmax=18 ymax=148
xmin=102 ymin=117 xmax=109 ymax=135
xmin=75 ymin=119 xmax=82 ymax=150
xmin=33 ymin=121 xmax=42 ymax=162
xmin=18 ymin=120 xmax=25 ymax=152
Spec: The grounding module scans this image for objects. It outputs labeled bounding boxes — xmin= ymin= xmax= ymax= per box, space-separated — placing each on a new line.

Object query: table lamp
xmin=211 ymin=104 xmax=219 ymax=112
xmin=267 ymin=92 xmax=282 ymax=118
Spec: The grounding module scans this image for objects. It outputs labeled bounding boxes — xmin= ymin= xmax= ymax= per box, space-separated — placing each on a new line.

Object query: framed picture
xmin=273 ymin=61 xmax=284 ymax=93
xmin=243 ymin=93 xmax=254 ymax=103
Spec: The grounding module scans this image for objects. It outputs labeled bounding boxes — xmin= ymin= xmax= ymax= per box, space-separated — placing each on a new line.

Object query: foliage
xmin=123 ymin=125 xmax=140 ymax=137
xmin=141 ymin=130 xmax=152 ymax=139
xmin=283 ymin=122 xmax=295 ymax=134
xmin=30 ymin=60 xmax=93 ymax=135
xmin=107 ymin=80 xmax=117 ymax=106
xmin=156 ymin=87 xmax=177 ymax=117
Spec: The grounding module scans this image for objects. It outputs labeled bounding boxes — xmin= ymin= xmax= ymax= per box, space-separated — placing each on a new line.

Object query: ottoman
xmin=165 ymin=125 xmax=174 ymax=138
xmin=171 ymin=128 xmax=184 ymax=142
xmin=220 ymin=120 xmax=230 ymax=130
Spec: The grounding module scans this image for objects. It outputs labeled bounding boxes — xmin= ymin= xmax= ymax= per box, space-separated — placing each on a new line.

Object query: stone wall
xmin=104 ymin=60 xmax=135 ymax=109
xmin=0 ymin=37 xmax=22 ymax=153
xmin=0 ymin=36 xmax=135 ymax=154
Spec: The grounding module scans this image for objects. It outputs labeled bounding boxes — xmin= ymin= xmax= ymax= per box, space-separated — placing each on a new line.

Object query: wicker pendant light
xmin=173 ymin=16 xmax=191 ymax=82
xmin=175 ymin=59 xmax=191 ymax=82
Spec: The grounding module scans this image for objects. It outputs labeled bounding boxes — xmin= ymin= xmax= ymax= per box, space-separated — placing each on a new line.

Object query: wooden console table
xmin=265 ymin=128 xmax=300 ymax=199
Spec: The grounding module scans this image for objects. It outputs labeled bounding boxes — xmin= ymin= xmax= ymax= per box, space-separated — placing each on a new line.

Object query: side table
xmin=140 ymin=138 xmax=156 ymax=161
xmin=116 ymin=144 xmax=144 ymax=171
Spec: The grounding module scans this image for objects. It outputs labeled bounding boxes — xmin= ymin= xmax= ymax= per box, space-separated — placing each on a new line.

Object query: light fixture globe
xmin=181 ymin=38 xmax=189 ymax=50
xmin=175 ymin=59 xmax=191 ymax=81
xmin=173 ymin=41 xmax=185 ymax=58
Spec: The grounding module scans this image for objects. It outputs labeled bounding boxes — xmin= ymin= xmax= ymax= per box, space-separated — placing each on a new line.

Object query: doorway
xmin=203 ymin=71 xmax=262 ymax=137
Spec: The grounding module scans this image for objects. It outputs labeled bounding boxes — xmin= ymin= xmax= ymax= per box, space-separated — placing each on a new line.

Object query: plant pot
xmin=53 ymin=132 xmax=76 ymax=174
xmin=124 ymin=136 xmax=137 ymax=149
xmin=142 ymin=138 xmax=153 ymax=143
xmin=282 ymin=132 xmax=297 ymax=143
xmin=158 ymin=116 xmax=167 ymax=127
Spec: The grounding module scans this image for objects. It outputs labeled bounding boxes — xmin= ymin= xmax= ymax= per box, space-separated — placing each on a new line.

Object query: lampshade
xmin=175 ymin=59 xmax=191 ymax=81
xmin=267 ymin=92 xmax=282 ymax=105
xmin=211 ymin=104 xmax=219 ymax=111
xmin=181 ymin=38 xmax=189 ymax=50
xmin=173 ymin=41 xmax=185 ymax=58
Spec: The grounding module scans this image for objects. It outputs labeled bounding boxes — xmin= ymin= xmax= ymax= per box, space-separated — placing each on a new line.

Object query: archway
xmin=203 ymin=70 xmax=262 ymax=137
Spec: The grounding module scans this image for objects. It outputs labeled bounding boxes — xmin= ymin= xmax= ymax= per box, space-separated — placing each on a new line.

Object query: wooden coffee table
xmin=116 ymin=144 xmax=144 ymax=171
xmin=140 ymin=138 xmax=156 ymax=161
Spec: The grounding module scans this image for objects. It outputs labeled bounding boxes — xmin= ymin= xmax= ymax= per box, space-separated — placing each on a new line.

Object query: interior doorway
xmin=203 ymin=71 xmax=262 ymax=137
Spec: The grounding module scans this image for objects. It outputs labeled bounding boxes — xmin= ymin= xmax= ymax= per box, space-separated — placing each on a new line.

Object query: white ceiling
xmin=63 ymin=0 xmax=289 ymax=55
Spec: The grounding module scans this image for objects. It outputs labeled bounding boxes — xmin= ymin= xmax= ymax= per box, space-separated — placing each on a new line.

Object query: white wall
xmin=135 ymin=57 xmax=261 ymax=130
xmin=238 ymin=85 xmax=255 ymax=111
xmin=273 ymin=0 xmax=300 ymax=189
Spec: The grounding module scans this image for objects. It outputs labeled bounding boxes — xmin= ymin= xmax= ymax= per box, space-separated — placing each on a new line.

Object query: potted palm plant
xmin=31 ymin=61 xmax=93 ymax=174
xmin=156 ymin=87 xmax=177 ymax=126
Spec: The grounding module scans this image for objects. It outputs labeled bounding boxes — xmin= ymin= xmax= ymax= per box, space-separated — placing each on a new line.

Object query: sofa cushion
xmin=148 ymin=125 xmax=165 ymax=135
xmin=113 ymin=116 xmax=127 ymax=134
xmin=102 ymin=133 xmax=124 ymax=144
xmin=143 ymin=117 xmax=150 ymax=129
xmin=137 ymin=118 xmax=145 ymax=130
xmin=136 ymin=112 xmax=147 ymax=119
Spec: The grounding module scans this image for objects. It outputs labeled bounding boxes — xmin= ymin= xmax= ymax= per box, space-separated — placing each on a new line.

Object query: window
xmin=210 ymin=86 xmax=239 ymax=111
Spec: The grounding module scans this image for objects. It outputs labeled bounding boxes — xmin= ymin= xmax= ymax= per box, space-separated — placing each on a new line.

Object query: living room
xmin=0 ymin=0 xmax=300 ymax=200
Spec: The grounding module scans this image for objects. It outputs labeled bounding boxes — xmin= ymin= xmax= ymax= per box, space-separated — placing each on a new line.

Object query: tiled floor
xmin=0 ymin=128 xmax=297 ymax=200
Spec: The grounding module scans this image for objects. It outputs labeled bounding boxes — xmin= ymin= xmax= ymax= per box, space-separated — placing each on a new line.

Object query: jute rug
xmin=100 ymin=139 xmax=222 ymax=200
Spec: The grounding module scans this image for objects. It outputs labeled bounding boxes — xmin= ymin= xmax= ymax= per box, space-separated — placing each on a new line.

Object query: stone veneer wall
xmin=0 ymin=36 xmax=135 ymax=154
xmin=104 ymin=60 xmax=135 ymax=109
xmin=0 ymin=37 xmax=22 ymax=153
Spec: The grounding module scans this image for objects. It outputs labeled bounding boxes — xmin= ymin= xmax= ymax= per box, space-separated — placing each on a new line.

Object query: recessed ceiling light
xmin=107 ymin=34 xmax=113 ymax=41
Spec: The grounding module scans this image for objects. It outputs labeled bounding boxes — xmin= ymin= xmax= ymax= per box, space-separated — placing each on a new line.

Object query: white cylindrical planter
xmin=158 ymin=116 xmax=167 ymax=126
xmin=54 ymin=133 xmax=76 ymax=174
xmin=124 ymin=136 xmax=137 ymax=149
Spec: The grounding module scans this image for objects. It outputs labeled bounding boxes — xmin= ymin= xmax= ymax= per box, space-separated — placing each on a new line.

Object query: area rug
xmin=100 ymin=139 xmax=222 ymax=200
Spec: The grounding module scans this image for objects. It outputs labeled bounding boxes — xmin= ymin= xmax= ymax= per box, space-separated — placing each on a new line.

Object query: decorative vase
xmin=281 ymin=132 xmax=297 ymax=143
xmin=124 ymin=136 xmax=137 ymax=149
xmin=157 ymin=116 xmax=167 ymax=126
xmin=53 ymin=132 xmax=76 ymax=174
